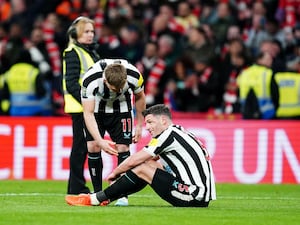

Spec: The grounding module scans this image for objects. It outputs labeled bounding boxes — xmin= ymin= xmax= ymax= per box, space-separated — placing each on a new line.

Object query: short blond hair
xmin=104 ymin=63 xmax=127 ymax=90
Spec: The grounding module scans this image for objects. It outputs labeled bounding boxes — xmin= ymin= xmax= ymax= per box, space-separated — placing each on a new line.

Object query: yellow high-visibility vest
xmin=237 ymin=64 xmax=275 ymax=119
xmin=4 ymin=63 xmax=49 ymax=115
xmin=5 ymin=63 xmax=39 ymax=94
xmin=62 ymin=44 xmax=95 ymax=113
xmin=275 ymin=72 xmax=300 ymax=117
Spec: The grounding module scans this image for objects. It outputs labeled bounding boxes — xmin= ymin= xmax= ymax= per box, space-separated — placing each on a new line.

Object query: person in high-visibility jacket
xmin=62 ymin=16 xmax=100 ymax=195
xmin=275 ymin=72 xmax=300 ymax=119
xmin=237 ymin=51 xmax=279 ymax=119
xmin=1 ymin=49 xmax=52 ymax=116
xmin=0 ymin=73 xmax=9 ymax=115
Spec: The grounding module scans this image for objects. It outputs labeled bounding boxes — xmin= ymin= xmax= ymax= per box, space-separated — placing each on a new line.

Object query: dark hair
xmin=142 ymin=104 xmax=172 ymax=119
xmin=255 ymin=51 xmax=267 ymax=62
xmin=104 ymin=63 xmax=127 ymax=90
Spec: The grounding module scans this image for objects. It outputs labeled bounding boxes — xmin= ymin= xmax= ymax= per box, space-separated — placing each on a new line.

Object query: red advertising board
xmin=0 ymin=116 xmax=299 ymax=184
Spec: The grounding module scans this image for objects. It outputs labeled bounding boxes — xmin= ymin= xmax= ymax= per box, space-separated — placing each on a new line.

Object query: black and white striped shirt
xmin=144 ymin=125 xmax=216 ymax=202
xmin=81 ymin=59 xmax=144 ymax=113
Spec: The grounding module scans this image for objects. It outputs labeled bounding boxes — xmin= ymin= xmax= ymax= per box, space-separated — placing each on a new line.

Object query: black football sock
xmin=88 ymin=152 xmax=103 ymax=192
xmin=117 ymin=151 xmax=130 ymax=199
xmin=118 ymin=151 xmax=130 ymax=165
xmin=97 ymin=170 xmax=147 ymax=202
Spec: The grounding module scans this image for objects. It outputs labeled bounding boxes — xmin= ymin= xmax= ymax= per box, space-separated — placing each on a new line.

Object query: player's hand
xmin=98 ymin=140 xmax=118 ymax=156
xmin=132 ymin=125 xmax=142 ymax=143
xmin=107 ymin=172 xmax=119 ymax=183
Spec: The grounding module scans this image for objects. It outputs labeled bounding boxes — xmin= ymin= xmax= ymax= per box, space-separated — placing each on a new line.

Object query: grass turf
xmin=0 ymin=180 xmax=299 ymax=225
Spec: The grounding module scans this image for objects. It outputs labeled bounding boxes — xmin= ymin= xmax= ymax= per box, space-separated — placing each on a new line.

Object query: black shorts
xmin=84 ymin=111 xmax=133 ymax=145
xmin=151 ymin=169 xmax=209 ymax=207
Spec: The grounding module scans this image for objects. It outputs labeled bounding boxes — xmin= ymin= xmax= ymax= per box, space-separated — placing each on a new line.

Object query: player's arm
xmin=107 ymin=148 xmax=152 ymax=182
xmin=82 ymin=99 xmax=99 ymax=140
xmin=133 ymin=90 xmax=146 ymax=143
xmin=82 ymin=99 xmax=118 ymax=155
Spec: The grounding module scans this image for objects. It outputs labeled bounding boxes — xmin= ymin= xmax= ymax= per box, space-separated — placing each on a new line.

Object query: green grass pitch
xmin=0 ymin=180 xmax=299 ymax=225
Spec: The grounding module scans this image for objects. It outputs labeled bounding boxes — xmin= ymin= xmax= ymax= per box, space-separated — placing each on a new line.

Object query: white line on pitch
xmin=0 ymin=193 xmax=298 ymax=200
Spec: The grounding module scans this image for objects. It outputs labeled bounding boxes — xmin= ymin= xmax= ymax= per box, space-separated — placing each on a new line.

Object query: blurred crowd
xmin=0 ymin=0 xmax=300 ymax=119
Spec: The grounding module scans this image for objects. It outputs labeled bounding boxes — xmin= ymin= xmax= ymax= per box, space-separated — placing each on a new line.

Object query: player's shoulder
xmin=82 ymin=62 xmax=104 ymax=84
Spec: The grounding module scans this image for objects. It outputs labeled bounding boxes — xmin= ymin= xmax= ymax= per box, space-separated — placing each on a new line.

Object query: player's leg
xmin=114 ymin=146 xmax=130 ymax=206
xmin=150 ymin=169 xmax=209 ymax=207
xmin=106 ymin=112 xmax=132 ymax=164
xmin=87 ymin=141 xmax=103 ymax=192
xmin=66 ymin=161 xmax=155 ymax=206
xmin=66 ymin=169 xmax=148 ymax=206
xmin=85 ymin=113 xmax=104 ymax=192
xmin=94 ymin=169 xmax=147 ymax=203
xmin=93 ymin=160 xmax=159 ymax=204
xmin=106 ymin=112 xmax=132 ymax=205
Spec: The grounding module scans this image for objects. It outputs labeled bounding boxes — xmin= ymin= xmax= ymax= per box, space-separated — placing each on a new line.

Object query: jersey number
xmin=121 ymin=118 xmax=132 ymax=132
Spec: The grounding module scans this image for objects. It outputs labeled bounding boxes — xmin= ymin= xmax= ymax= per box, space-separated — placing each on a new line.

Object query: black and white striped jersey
xmin=144 ymin=124 xmax=216 ymax=202
xmin=81 ymin=59 xmax=144 ymax=113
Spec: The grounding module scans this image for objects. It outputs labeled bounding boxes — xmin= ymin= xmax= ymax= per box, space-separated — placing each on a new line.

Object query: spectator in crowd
xmin=97 ymin=23 xmax=123 ymax=58
xmin=119 ymin=23 xmax=145 ymax=65
xmin=81 ymin=0 xmax=105 ymax=40
xmin=264 ymin=17 xmax=286 ymax=49
xmin=294 ymin=24 xmax=300 ymax=46
xmin=284 ymin=26 xmax=298 ymax=61
xmin=244 ymin=13 xmax=269 ymax=56
xmin=135 ymin=41 xmax=158 ymax=88
xmin=0 ymin=23 xmax=9 ymax=74
xmin=164 ymin=56 xmax=194 ymax=111
xmin=235 ymin=0 xmax=252 ymax=33
xmin=284 ymin=25 xmax=300 ymax=73
xmin=237 ymin=51 xmax=279 ymax=119
xmin=219 ymin=24 xmax=244 ymax=60
xmin=286 ymin=45 xmax=300 ymax=73
xmin=208 ymin=1 xmax=236 ymax=47
xmin=252 ymin=0 xmax=267 ymax=17
xmin=275 ymin=0 xmax=300 ymax=29
xmin=145 ymin=34 xmax=177 ymax=107
xmin=25 ymin=27 xmax=52 ymax=78
xmin=25 ymin=26 xmax=57 ymax=113
xmin=42 ymin=13 xmax=65 ymax=115
xmin=3 ymin=22 xmax=28 ymax=69
xmin=149 ymin=3 xmax=185 ymax=42
xmin=199 ymin=1 xmax=216 ymax=25
xmin=106 ymin=0 xmax=145 ymax=34
xmin=259 ymin=39 xmax=287 ymax=73
xmin=184 ymin=55 xmax=219 ymax=112
xmin=187 ymin=0 xmax=202 ymax=18
xmin=55 ymin=0 xmax=82 ymax=21
xmin=219 ymin=38 xmax=251 ymax=114
xmin=0 ymin=49 xmax=52 ymax=116
xmin=174 ymin=1 xmax=200 ymax=32
xmin=181 ymin=26 xmax=216 ymax=68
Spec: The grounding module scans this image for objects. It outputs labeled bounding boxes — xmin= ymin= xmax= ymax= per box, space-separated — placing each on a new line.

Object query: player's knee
xmin=87 ymin=141 xmax=101 ymax=153
xmin=132 ymin=163 xmax=146 ymax=176
xmin=133 ymin=163 xmax=152 ymax=177
xmin=132 ymin=163 xmax=156 ymax=184
xmin=116 ymin=144 xmax=129 ymax=153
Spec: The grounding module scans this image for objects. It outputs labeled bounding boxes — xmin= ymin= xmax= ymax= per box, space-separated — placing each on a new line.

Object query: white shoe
xmin=115 ymin=197 xmax=128 ymax=206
